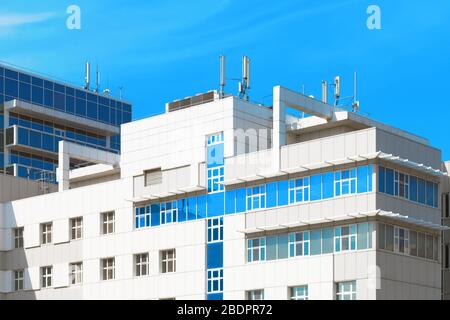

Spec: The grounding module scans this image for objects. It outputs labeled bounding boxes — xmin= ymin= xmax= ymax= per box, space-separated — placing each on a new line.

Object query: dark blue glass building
xmin=0 ymin=63 xmax=132 ymax=183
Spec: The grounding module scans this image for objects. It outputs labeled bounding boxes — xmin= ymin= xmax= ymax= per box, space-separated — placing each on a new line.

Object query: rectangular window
xmin=378 ymin=166 xmax=386 ymax=193
xmin=336 ymin=281 xmax=356 ymax=300
xmin=207 ymin=166 xmax=224 ymax=193
xmin=289 ymin=231 xmax=310 ymax=257
xmin=289 ymin=177 xmax=310 ymax=204
xmin=160 ymin=201 xmax=178 ymax=225
xmin=409 ymin=176 xmax=418 ymax=202
xmin=161 ymin=249 xmax=176 ymax=273
xmin=322 ymin=228 xmax=334 ymax=254
xmin=357 ymin=222 xmax=369 ymax=250
xmin=335 ymin=168 xmax=357 ymax=196
xmin=418 ymin=179 xmax=426 ymax=204
xmin=207 ymin=268 xmax=223 ymax=294
xmin=14 ymin=227 xmax=24 ymax=249
xmin=398 ymin=173 xmax=409 ymax=199
xmin=135 ymin=253 xmax=149 ymax=277
xmin=246 ymin=289 xmax=264 ymax=300
xmin=385 ymin=225 xmax=394 ymax=251
xmin=267 ymin=234 xmax=288 ymax=260
xmin=70 ymin=262 xmax=83 ymax=285
xmin=71 ymin=217 xmax=83 ymax=240
xmin=335 ymin=225 xmax=356 ymax=252
xmin=417 ymin=232 xmax=426 ymax=258
xmin=41 ymin=222 xmax=52 ymax=245
xmin=207 ymin=218 xmax=223 ymax=243
xmin=102 ymin=211 xmax=115 ymax=235
xmin=425 ymin=234 xmax=433 ymax=260
xmin=310 ymin=230 xmax=322 ymax=255
xmin=247 ymin=238 xmax=266 ymax=262
xmin=378 ymin=223 xmax=386 ymax=250
xmin=101 ymin=258 xmax=115 ymax=281
xmin=135 ymin=206 xmax=150 ymax=229
xmin=409 ymin=231 xmax=417 ymax=256
xmin=394 ymin=227 xmax=409 ymax=254
xmin=41 ymin=266 xmax=53 ymax=288
xmin=14 ymin=270 xmax=24 ymax=291
xmin=310 ymin=175 xmax=322 ymax=201
xmin=290 ymin=285 xmax=308 ymax=300
xmin=247 ymin=185 xmax=266 ymax=211
xmin=144 ymin=168 xmax=162 ymax=186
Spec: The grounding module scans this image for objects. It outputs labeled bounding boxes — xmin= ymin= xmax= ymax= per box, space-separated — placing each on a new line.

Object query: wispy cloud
xmin=0 ymin=12 xmax=55 ymax=28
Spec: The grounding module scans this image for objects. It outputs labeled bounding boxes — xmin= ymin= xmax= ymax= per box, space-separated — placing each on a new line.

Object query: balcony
xmin=4 ymin=125 xmax=118 ymax=159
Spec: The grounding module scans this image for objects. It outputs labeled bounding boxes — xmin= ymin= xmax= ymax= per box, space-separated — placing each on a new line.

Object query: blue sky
xmin=1 ymin=0 xmax=449 ymax=159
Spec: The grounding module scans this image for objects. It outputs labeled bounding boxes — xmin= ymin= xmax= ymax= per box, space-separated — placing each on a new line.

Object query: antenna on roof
xmin=352 ymin=71 xmax=360 ymax=112
xmin=84 ymin=61 xmax=91 ymax=90
xmin=219 ymin=55 xmax=226 ymax=99
xmin=95 ymin=65 xmax=100 ymax=93
xmin=321 ymin=80 xmax=328 ymax=103
xmin=118 ymin=86 xmax=124 ymax=100
xmin=239 ymin=55 xmax=250 ymax=101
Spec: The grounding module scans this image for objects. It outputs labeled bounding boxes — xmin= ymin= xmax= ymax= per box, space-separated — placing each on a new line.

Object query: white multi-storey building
xmin=0 ymin=86 xmax=447 ymax=300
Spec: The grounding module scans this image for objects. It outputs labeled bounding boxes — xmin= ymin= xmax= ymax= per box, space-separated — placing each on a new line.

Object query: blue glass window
xmin=135 ymin=206 xmax=150 ymax=229
xmin=335 ymin=169 xmax=356 ymax=196
xmin=289 ymin=231 xmax=310 ymax=257
xmin=207 ymin=268 xmax=223 ymax=294
xmin=385 ymin=168 xmax=394 ymax=195
xmin=322 ymin=228 xmax=334 ymax=254
xmin=426 ymin=181 xmax=434 ymax=207
xmin=207 ymin=218 xmax=223 ymax=243
xmin=247 ymin=238 xmax=265 ymax=262
xmin=177 ymin=199 xmax=187 ymax=222
xmin=277 ymin=180 xmax=288 ymax=206
xmin=409 ymin=176 xmax=418 ymax=202
xmin=197 ymin=195 xmax=207 ymax=219
xmin=335 ymin=225 xmax=357 ymax=252
xmin=310 ymin=230 xmax=322 ymax=255
xmin=289 ymin=177 xmax=310 ymax=204
xmin=225 ymin=190 xmax=236 ymax=214
xmin=207 ymin=166 xmax=224 ymax=193
xmin=236 ymin=188 xmax=247 ymax=213
xmin=418 ymin=178 xmax=426 ymax=204
xmin=310 ymin=175 xmax=322 ymax=201
xmin=187 ymin=197 xmax=197 ymax=220
xmin=266 ymin=182 xmax=277 ymax=208
xmin=151 ymin=204 xmax=160 ymax=227
xmin=160 ymin=201 xmax=177 ymax=225
xmin=19 ymin=82 xmax=31 ymax=101
xmin=378 ymin=166 xmax=385 ymax=193
xmin=246 ymin=185 xmax=266 ymax=211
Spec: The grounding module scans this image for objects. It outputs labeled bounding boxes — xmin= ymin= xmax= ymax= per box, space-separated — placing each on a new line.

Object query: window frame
xmin=41 ymin=222 xmax=52 ymax=245
xmin=101 ymin=258 xmax=115 ymax=281
xmin=14 ymin=269 xmax=24 ymax=291
xmin=290 ymin=285 xmax=308 ymax=300
xmin=101 ymin=211 xmax=115 ymax=235
xmin=334 ymin=168 xmax=357 ymax=197
xmin=207 ymin=217 xmax=223 ymax=243
xmin=247 ymin=237 xmax=266 ymax=262
xmin=246 ymin=289 xmax=264 ymax=300
xmin=246 ymin=185 xmax=266 ymax=211
xmin=70 ymin=262 xmax=83 ymax=285
xmin=289 ymin=231 xmax=310 ymax=257
xmin=41 ymin=266 xmax=53 ymax=288
xmin=288 ymin=177 xmax=310 ymax=204
xmin=334 ymin=225 xmax=357 ymax=252
xmin=207 ymin=166 xmax=224 ymax=193
xmin=70 ymin=217 xmax=83 ymax=240
xmin=14 ymin=227 xmax=24 ymax=249
xmin=207 ymin=268 xmax=224 ymax=294
xmin=161 ymin=249 xmax=176 ymax=274
xmin=336 ymin=280 xmax=357 ymax=300
xmin=135 ymin=253 xmax=149 ymax=277
xmin=160 ymin=201 xmax=178 ymax=225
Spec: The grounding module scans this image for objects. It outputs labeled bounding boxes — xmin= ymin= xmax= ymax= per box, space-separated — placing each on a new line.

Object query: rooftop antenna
xmin=95 ymin=65 xmax=100 ymax=93
xmin=118 ymin=86 xmax=123 ymax=100
xmin=239 ymin=55 xmax=250 ymax=101
xmin=321 ymin=80 xmax=328 ymax=103
xmin=84 ymin=61 xmax=91 ymax=90
xmin=334 ymin=76 xmax=340 ymax=107
xmin=352 ymin=71 xmax=360 ymax=112
xmin=219 ymin=55 xmax=226 ymax=99
xmin=103 ymin=77 xmax=110 ymax=95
